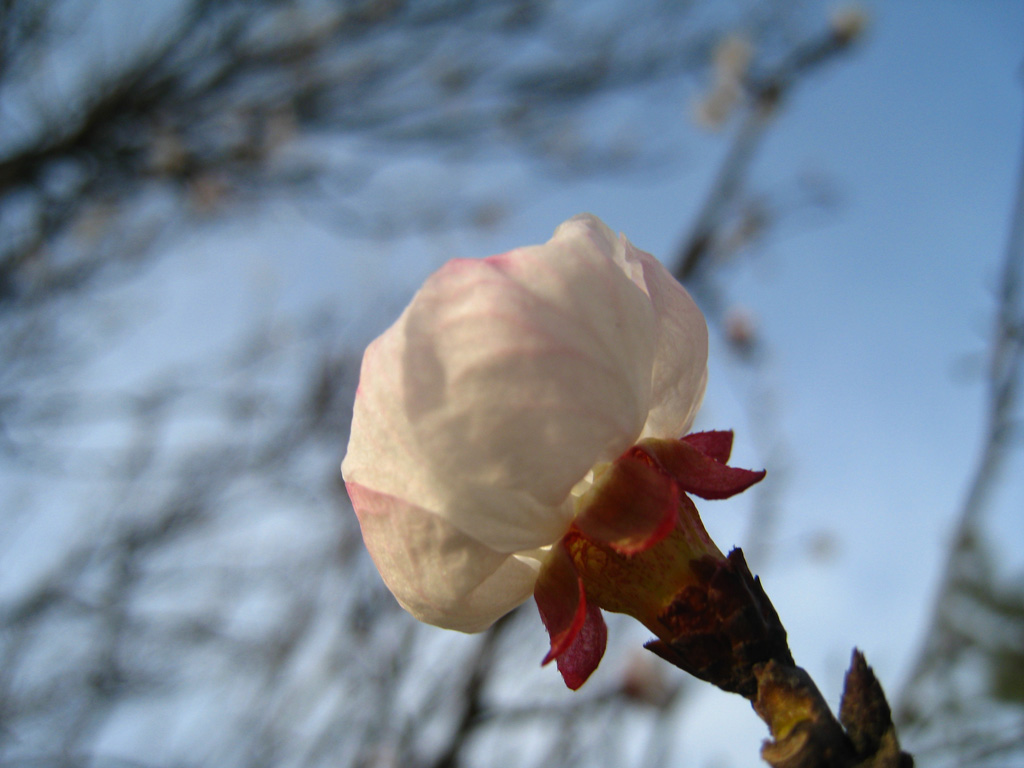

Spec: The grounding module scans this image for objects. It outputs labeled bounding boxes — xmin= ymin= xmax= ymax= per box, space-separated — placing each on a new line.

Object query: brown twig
xmin=650 ymin=549 xmax=913 ymax=767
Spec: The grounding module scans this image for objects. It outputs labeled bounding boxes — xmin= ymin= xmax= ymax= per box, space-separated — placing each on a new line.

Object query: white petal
xmin=342 ymin=273 xmax=579 ymax=553
xmin=618 ymin=237 xmax=708 ymax=440
xmin=394 ymin=215 xmax=657 ymax=550
xmin=348 ymin=482 xmax=538 ymax=632
xmin=343 ymin=322 xmax=447 ymax=523
xmin=341 ymin=214 xmax=706 ymax=558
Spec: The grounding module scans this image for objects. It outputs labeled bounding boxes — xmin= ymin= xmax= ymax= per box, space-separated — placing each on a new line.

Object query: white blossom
xmin=342 ymin=214 xmax=708 ymax=632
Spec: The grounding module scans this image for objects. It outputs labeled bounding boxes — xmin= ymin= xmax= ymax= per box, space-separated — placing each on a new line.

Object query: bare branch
xmin=895 ymin=87 xmax=1024 ymax=764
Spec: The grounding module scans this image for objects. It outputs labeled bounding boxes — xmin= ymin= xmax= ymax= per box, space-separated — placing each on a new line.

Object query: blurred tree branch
xmin=0 ymin=3 xmax=885 ymax=768
xmin=673 ymin=6 xmax=863 ymax=284
xmin=0 ymin=0 xmax=752 ymax=311
xmin=671 ymin=9 xmax=862 ymax=565
xmin=894 ymin=93 xmax=1024 ymax=767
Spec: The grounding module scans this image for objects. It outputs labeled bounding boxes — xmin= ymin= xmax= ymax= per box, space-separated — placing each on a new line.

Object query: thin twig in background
xmin=672 ymin=19 xmax=860 ymax=565
xmin=895 ymin=96 xmax=1024 ymax=750
xmin=674 ymin=20 xmax=860 ymax=284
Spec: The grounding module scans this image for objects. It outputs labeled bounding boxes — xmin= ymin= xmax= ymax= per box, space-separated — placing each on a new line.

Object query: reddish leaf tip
xmin=682 ymin=430 xmax=735 ymax=463
xmin=575 ymin=451 xmax=680 ymax=556
xmin=534 ymin=547 xmax=608 ymax=689
xmin=541 ymin=575 xmax=588 ymax=665
xmin=639 ymin=436 xmax=766 ymax=501
xmin=554 ymin=599 xmax=608 ymax=690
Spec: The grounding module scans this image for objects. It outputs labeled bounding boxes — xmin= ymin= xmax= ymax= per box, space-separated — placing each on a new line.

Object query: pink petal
xmin=682 ymin=430 xmax=734 ymax=464
xmin=392 ymin=215 xmax=659 ymax=551
xmin=636 ymin=437 xmax=766 ymax=500
xmin=617 ymin=237 xmax=709 ymax=441
xmin=574 ymin=450 xmax=679 ymax=555
xmin=348 ymin=482 xmax=537 ymax=632
xmin=534 ymin=544 xmax=607 ymax=689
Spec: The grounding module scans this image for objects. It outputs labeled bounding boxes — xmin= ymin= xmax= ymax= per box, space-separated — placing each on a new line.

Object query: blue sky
xmin=145 ymin=3 xmax=1022 ymax=762
xmin=5 ymin=1 xmax=1021 ymax=765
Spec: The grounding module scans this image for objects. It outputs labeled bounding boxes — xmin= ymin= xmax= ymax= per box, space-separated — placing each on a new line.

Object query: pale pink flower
xmin=343 ymin=215 xmax=762 ymax=687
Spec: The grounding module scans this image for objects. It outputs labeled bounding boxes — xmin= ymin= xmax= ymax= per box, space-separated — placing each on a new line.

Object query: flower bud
xmin=343 ymin=214 xmax=777 ymax=691
xmin=831 ymin=6 xmax=869 ymax=45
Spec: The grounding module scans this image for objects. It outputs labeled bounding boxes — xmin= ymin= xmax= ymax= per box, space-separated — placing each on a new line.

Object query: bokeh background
xmin=1 ymin=1 xmax=1022 ymax=766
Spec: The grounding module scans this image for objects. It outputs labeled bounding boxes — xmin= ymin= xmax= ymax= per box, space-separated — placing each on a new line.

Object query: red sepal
xmin=534 ymin=543 xmax=607 ymax=690
xmin=573 ymin=451 xmax=679 ymax=556
xmin=682 ymin=430 xmax=735 ymax=464
xmin=637 ymin=436 xmax=765 ymax=500
xmin=554 ymin=598 xmax=607 ymax=690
